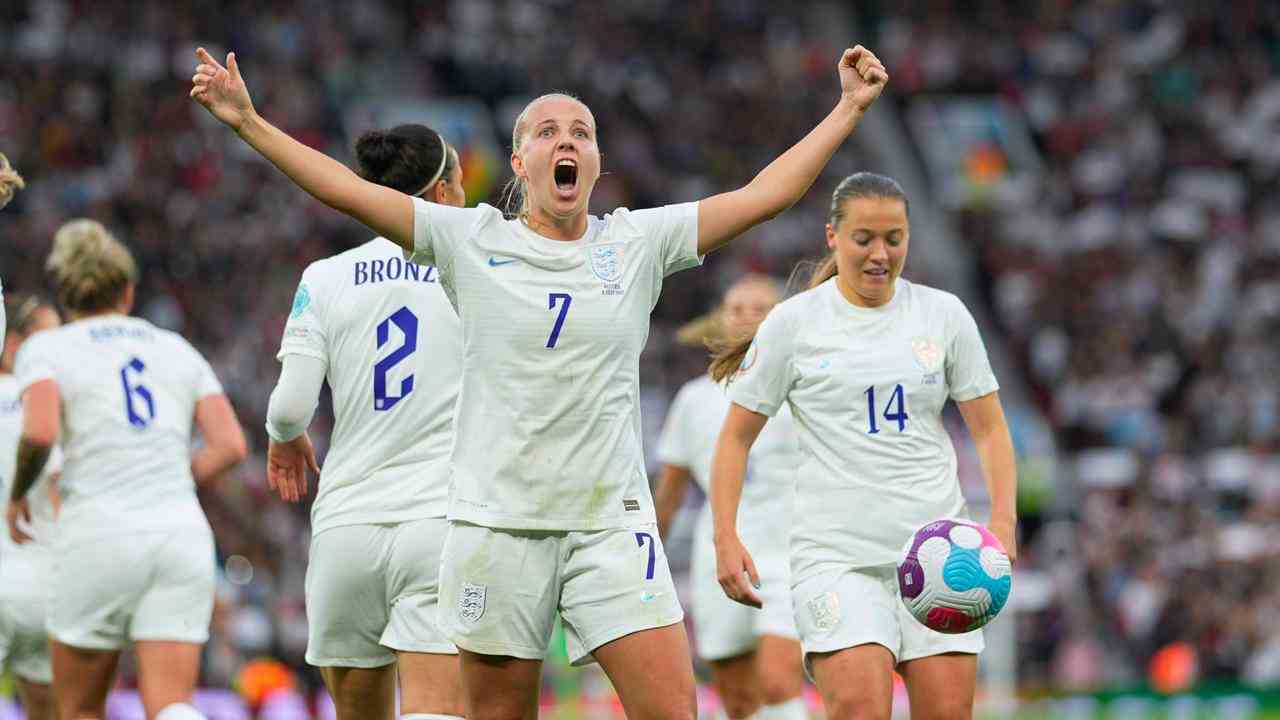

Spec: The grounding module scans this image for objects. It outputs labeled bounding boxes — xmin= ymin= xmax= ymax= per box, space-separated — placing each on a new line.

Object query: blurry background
xmin=2 ymin=1 xmax=1279 ymax=718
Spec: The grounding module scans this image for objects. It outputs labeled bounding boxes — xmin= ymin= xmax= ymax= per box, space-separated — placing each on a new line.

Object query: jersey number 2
xmin=864 ymin=384 xmax=909 ymax=434
xmin=119 ymin=357 xmax=155 ymax=428
xmin=374 ymin=307 xmax=418 ymax=412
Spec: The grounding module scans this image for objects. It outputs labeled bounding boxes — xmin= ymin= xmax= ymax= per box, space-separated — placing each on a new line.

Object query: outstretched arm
xmin=696 ymin=46 xmax=888 ymax=255
xmin=190 ymin=48 xmax=415 ymax=250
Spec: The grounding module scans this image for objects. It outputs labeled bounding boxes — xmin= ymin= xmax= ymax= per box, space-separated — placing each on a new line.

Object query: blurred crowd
xmin=2 ymin=0 xmax=1279 ymax=712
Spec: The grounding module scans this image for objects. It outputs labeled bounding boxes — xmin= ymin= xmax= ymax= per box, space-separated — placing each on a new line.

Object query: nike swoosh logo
xmin=488 ymin=257 xmax=519 ymax=267
xmin=640 ymin=592 xmax=664 ymax=603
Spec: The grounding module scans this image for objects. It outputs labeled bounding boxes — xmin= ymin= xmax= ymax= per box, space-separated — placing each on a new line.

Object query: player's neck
xmin=523 ymin=207 xmax=589 ymax=242
xmin=69 ymin=308 xmax=126 ymax=322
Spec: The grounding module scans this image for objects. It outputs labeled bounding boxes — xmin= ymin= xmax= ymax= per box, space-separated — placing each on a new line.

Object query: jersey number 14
xmin=864 ymin=384 xmax=909 ymax=434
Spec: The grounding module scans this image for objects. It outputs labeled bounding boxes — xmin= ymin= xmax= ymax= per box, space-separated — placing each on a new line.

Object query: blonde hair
xmin=0 ymin=153 xmax=25 ymax=209
xmin=693 ymin=274 xmax=782 ymax=382
xmin=45 ymin=219 xmax=138 ymax=313
xmin=709 ymin=173 xmax=909 ymax=382
xmin=500 ymin=92 xmax=593 ymax=219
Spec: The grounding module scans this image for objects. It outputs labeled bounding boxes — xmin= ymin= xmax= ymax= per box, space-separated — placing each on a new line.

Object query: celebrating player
xmin=654 ymin=275 xmax=805 ymax=720
xmin=264 ymin=124 xmax=465 ymax=720
xmin=710 ymin=173 xmax=1018 ymax=720
xmin=0 ymin=295 xmax=60 ymax=720
xmin=191 ymin=43 xmax=886 ymax=720
xmin=7 ymin=220 xmax=248 ymax=720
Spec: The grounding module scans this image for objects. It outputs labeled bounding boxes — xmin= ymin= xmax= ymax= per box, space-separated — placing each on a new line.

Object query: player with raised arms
xmin=654 ymin=275 xmax=805 ymax=720
xmin=709 ymin=173 xmax=1018 ymax=720
xmin=6 ymin=220 xmax=248 ymax=720
xmin=190 ymin=44 xmax=886 ymax=720
xmin=264 ymin=123 xmax=466 ymax=720
xmin=0 ymin=295 xmax=61 ymax=720
xmin=0 ymin=152 xmax=27 ymax=353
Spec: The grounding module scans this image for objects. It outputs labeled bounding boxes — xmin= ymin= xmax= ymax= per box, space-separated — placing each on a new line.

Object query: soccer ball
xmin=896 ymin=518 xmax=1012 ymax=634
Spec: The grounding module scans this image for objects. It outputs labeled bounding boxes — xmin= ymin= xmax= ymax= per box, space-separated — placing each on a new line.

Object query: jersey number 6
xmin=119 ymin=356 xmax=155 ymax=429
xmin=374 ymin=307 xmax=418 ymax=412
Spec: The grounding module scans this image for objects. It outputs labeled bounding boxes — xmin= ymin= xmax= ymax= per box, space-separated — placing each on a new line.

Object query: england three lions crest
xmin=911 ymin=337 xmax=943 ymax=373
xmin=589 ymin=244 xmax=625 ymax=283
xmin=459 ymin=582 xmax=486 ymax=623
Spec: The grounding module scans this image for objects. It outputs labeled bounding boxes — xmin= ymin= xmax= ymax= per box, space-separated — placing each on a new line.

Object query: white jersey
xmin=14 ymin=315 xmax=223 ymax=538
xmin=278 ymin=237 xmax=461 ymax=533
xmin=656 ymin=374 xmax=799 ymax=530
xmin=728 ymin=278 xmax=999 ymax=581
xmin=407 ymin=199 xmax=702 ymax=530
xmin=0 ymin=374 xmax=60 ymax=579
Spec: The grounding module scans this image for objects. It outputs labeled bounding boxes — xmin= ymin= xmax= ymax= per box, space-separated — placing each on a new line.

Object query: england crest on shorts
xmin=588 ymin=244 xmax=625 ymax=283
xmin=459 ymin=582 xmax=487 ymax=623
xmin=806 ymin=591 xmax=842 ymax=631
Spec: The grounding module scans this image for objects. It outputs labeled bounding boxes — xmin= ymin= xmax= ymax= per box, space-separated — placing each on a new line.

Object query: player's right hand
xmin=715 ymin=532 xmax=763 ymax=608
xmin=267 ymin=432 xmax=320 ymax=503
xmin=5 ymin=498 xmax=32 ymax=545
xmin=190 ymin=47 xmax=256 ymax=131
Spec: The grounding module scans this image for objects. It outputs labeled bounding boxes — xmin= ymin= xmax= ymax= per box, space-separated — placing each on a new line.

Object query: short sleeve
xmin=628 ymin=202 xmax=702 ymax=277
xmin=945 ymin=297 xmax=1000 ymax=402
xmin=14 ymin=333 xmax=56 ymax=395
xmin=656 ymin=383 xmax=696 ymax=467
xmin=278 ymin=264 xmax=330 ymax=363
xmin=191 ymin=347 xmax=225 ymax=400
xmin=408 ymin=197 xmax=485 ymax=269
xmin=727 ymin=307 xmax=797 ymax=417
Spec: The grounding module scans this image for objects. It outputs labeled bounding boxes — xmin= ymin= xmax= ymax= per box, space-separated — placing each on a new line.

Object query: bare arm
xmin=696 ymin=46 xmax=888 ymax=255
xmin=7 ymin=380 xmax=59 ymax=543
xmin=190 ymin=49 xmax=415 ymax=250
xmin=654 ymin=464 xmax=692 ymax=540
xmin=710 ymin=402 xmax=769 ymax=607
xmin=957 ymin=391 xmax=1018 ymax=561
xmin=191 ymin=393 xmax=248 ymax=485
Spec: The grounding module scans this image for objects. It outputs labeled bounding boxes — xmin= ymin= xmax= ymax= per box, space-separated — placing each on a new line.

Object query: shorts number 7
xmin=635 ymin=532 xmax=656 ymax=580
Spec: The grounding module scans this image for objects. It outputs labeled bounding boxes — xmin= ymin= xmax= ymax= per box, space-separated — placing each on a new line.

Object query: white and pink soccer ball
xmin=897 ymin=518 xmax=1012 ymax=634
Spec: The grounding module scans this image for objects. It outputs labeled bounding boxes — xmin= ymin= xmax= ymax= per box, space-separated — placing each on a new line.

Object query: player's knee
xmin=823 ymin=690 xmax=890 ymax=720
xmin=719 ymin=688 xmax=759 ymax=720
xmin=154 ymin=702 xmax=206 ymax=720
xmin=910 ymin=698 xmax=973 ymax=720
xmin=757 ymin=673 xmax=803 ymax=706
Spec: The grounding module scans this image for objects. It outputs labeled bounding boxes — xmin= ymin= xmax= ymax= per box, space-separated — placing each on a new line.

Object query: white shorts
xmin=793 ymin=566 xmax=983 ymax=675
xmin=48 ymin=524 xmax=215 ymax=650
xmin=0 ymin=581 xmax=51 ymax=683
xmin=305 ymin=518 xmax=456 ymax=667
xmin=690 ymin=519 xmax=796 ymax=661
xmin=438 ymin=521 xmax=683 ymax=666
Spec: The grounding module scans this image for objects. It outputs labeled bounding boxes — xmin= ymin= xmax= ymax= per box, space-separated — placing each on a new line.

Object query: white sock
xmin=755 ymin=697 xmax=807 ymax=720
xmin=155 ymin=703 xmax=207 ymax=720
xmin=400 ymin=715 xmax=464 ymax=720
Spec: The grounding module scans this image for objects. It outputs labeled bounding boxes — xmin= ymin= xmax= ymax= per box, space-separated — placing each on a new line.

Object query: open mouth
xmin=554 ymin=159 xmax=578 ymax=194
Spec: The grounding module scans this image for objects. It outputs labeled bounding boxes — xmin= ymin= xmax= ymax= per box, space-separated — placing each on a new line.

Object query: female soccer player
xmin=0 ymin=151 xmax=26 ymax=352
xmin=654 ymin=275 xmax=805 ymax=720
xmin=190 ymin=44 xmax=886 ymax=720
xmin=710 ymin=173 xmax=1018 ymax=720
xmin=6 ymin=220 xmax=248 ymax=720
xmin=265 ymin=123 xmax=466 ymax=720
xmin=0 ymin=294 xmax=60 ymax=720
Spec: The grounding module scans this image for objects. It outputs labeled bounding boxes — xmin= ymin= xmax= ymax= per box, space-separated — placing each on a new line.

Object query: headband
xmin=413 ymin=134 xmax=451 ymax=198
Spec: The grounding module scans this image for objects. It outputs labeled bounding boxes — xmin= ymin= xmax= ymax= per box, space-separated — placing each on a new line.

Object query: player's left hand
xmin=838 ymin=46 xmax=888 ymax=112
xmin=5 ymin=498 xmax=32 ymax=545
xmin=267 ymin=432 xmax=320 ymax=503
xmin=989 ymin=517 xmax=1017 ymax=564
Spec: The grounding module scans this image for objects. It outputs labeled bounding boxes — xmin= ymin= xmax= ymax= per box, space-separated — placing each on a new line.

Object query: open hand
xmin=838 ymin=46 xmax=888 ymax=112
xmin=267 ymin=432 xmax=320 ymax=503
xmin=6 ymin=498 xmax=32 ymax=545
xmin=190 ymin=47 xmax=256 ymax=131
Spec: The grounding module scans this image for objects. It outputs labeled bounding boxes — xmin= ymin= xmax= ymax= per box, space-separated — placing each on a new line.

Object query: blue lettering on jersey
xmin=0 ymin=398 xmax=20 ymax=414
xmin=354 ymin=258 xmax=437 ymax=286
xmin=89 ymin=325 xmax=153 ymax=342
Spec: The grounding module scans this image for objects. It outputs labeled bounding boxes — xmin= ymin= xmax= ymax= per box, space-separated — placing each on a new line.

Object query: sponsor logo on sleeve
xmin=459 ymin=582 xmax=487 ymax=623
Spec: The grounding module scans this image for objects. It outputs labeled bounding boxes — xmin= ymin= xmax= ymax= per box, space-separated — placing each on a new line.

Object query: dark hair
xmin=354 ymin=124 xmax=457 ymax=196
xmin=709 ymin=172 xmax=910 ymax=382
